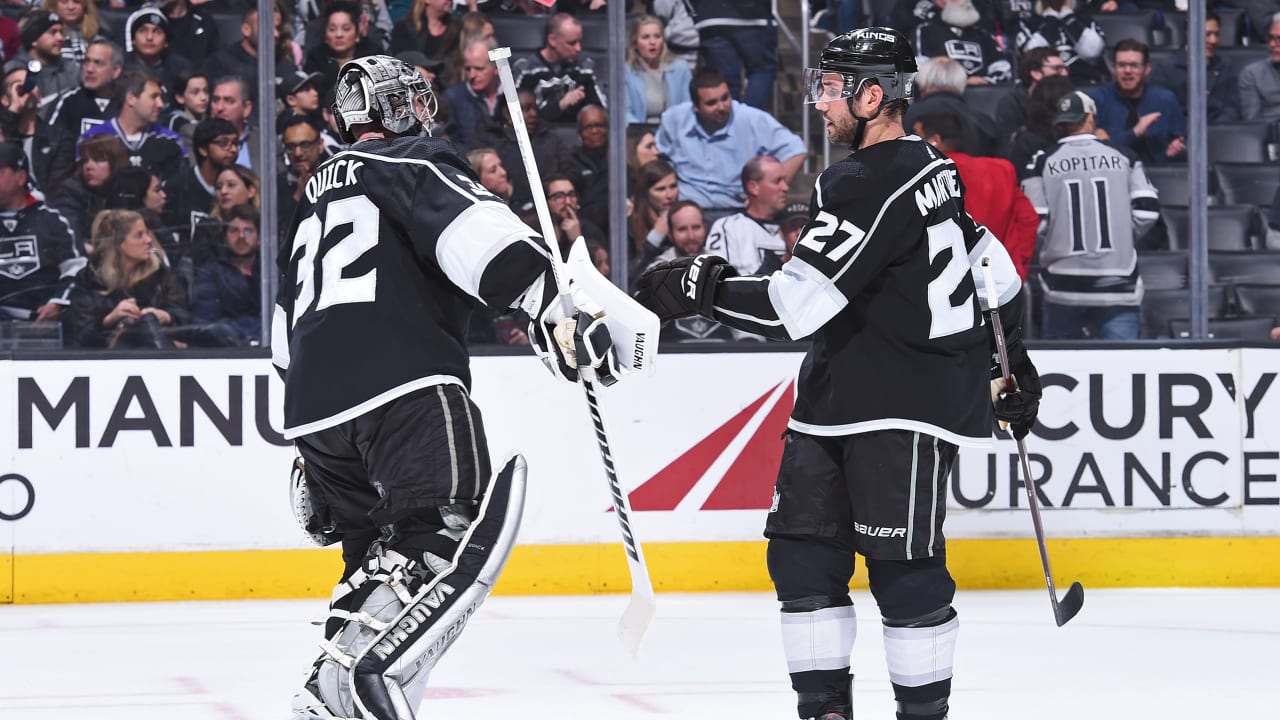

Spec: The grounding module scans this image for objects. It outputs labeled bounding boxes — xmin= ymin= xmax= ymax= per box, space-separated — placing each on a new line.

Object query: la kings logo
xmin=944 ymin=39 xmax=985 ymax=75
xmin=0 ymin=235 xmax=39 ymax=280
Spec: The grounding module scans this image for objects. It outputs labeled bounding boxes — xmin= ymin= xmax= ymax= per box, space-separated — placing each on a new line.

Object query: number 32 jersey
xmin=712 ymin=136 xmax=1023 ymax=447
xmin=272 ymin=136 xmax=550 ymax=439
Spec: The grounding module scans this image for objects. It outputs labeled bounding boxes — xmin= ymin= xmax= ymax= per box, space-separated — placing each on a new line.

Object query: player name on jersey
xmin=1043 ymin=153 xmax=1125 ymax=176
xmin=914 ymin=167 xmax=961 ymax=215
xmin=304 ymin=158 xmax=366 ymax=203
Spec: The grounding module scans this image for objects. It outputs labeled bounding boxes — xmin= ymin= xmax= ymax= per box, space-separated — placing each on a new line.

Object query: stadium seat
xmin=578 ymin=15 xmax=608 ymax=51
xmin=1217 ymin=6 xmax=1247 ymax=47
xmin=1206 ymin=122 xmax=1270 ymax=164
xmin=1209 ymin=250 xmax=1280 ymax=285
xmin=491 ymin=14 xmax=547 ymax=51
xmin=1169 ymin=315 xmax=1277 ymax=340
xmin=98 ymin=7 xmax=131 ymax=48
xmin=1145 ymin=164 xmax=1208 ymax=207
xmin=1215 ymin=163 xmax=1280 ymax=207
xmin=962 ymin=84 xmax=1012 ymax=122
xmin=1093 ymin=10 xmax=1157 ymax=46
xmin=212 ymin=12 xmax=245 ymax=50
xmin=1138 ymin=250 xmax=1188 ymax=290
xmin=1234 ymin=284 xmax=1280 ymax=317
xmin=1216 ymin=46 xmax=1269 ymax=72
xmin=1162 ymin=205 xmax=1255 ymax=251
xmin=1148 ymin=48 xmax=1182 ymax=71
xmin=1154 ymin=12 xmax=1186 ymax=49
xmin=1140 ymin=285 xmax=1229 ymax=338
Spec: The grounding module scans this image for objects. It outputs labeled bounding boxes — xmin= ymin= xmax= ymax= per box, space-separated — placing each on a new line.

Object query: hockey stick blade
xmin=1054 ymin=581 xmax=1085 ymax=627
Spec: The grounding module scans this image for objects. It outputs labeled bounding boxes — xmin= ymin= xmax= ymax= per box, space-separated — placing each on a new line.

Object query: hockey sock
xmin=882 ymin=606 xmax=958 ymax=720
xmin=781 ymin=595 xmax=857 ymax=718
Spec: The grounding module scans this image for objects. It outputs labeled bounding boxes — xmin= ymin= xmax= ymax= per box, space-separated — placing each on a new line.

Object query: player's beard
xmin=941 ymin=0 xmax=981 ymax=28
xmin=826 ymin=109 xmax=859 ymax=146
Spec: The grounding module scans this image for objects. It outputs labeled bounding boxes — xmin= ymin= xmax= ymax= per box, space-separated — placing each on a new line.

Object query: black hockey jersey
xmin=0 ymin=200 xmax=83 ymax=317
xmin=272 ymin=136 xmax=551 ymax=438
xmin=712 ymin=137 xmax=1023 ymax=447
xmin=914 ymin=20 xmax=1012 ymax=84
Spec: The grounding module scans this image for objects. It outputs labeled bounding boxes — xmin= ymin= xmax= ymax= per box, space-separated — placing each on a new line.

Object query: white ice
xmin=1 ymin=589 xmax=1276 ymax=719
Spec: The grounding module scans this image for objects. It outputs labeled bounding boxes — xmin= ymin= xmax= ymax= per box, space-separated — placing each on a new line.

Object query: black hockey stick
xmin=490 ymin=47 xmax=656 ymax=655
xmin=979 ymin=257 xmax=1084 ymax=627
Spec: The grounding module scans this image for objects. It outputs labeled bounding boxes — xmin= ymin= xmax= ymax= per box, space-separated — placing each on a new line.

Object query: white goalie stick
xmin=489 ymin=46 xmax=656 ymax=655
xmin=979 ymin=257 xmax=1084 ymax=627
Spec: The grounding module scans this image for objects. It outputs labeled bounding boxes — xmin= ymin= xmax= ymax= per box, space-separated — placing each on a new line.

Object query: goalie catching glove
xmin=632 ymin=254 xmax=737 ymax=321
xmin=990 ymin=342 xmax=1042 ymax=440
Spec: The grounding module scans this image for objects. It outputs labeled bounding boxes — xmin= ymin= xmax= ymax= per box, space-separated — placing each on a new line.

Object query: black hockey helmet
xmin=803 ymin=27 xmax=917 ymax=104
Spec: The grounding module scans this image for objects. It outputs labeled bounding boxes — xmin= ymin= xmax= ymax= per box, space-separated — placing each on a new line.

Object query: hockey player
xmin=273 ymin=55 xmax=625 ymax=720
xmin=635 ymin=28 xmax=1041 ymax=720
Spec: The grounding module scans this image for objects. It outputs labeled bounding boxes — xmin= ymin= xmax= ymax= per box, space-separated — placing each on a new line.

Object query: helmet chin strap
xmin=845 ymin=93 xmax=885 ymax=150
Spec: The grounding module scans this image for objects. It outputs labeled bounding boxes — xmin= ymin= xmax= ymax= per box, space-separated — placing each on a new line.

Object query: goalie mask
xmin=332 ymin=55 xmax=438 ymax=144
xmin=802 ymin=27 xmax=917 ymax=106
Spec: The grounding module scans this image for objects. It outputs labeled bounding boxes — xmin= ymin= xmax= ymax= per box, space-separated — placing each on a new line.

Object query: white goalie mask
xmin=331 ymin=55 xmax=438 ymax=143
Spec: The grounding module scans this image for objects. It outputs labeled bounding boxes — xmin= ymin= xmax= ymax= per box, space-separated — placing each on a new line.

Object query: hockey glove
xmin=529 ymin=283 xmax=619 ymax=386
xmin=633 ymin=254 xmax=737 ymax=322
xmin=990 ymin=343 xmax=1042 ymax=440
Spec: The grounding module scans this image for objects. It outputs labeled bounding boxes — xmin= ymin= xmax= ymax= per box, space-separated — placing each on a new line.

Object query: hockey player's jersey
xmin=712 ymin=136 xmax=1023 ymax=447
xmin=0 ymin=200 xmax=83 ymax=318
xmin=705 ymin=211 xmax=786 ymax=275
xmin=272 ymin=136 xmax=550 ymax=438
xmin=1021 ymin=134 xmax=1160 ymax=307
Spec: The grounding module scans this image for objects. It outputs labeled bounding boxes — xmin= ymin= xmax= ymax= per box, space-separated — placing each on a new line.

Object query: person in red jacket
xmin=914 ymin=111 xmax=1037 ymax=279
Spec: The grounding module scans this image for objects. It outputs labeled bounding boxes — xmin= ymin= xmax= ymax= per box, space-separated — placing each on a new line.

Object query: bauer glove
xmin=632 ymin=254 xmax=737 ymax=322
xmin=990 ymin=343 xmax=1042 ymax=440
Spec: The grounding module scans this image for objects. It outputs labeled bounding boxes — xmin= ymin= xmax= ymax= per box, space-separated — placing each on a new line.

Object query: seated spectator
xmin=164 ymin=69 xmax=209 ymax=155
xmin=1150 ymin=10 xmax=1239 ymax=124
xmin=914 ymin=0 xmax=1012 ymax=85
xmin=80 ymin=70 xmax=188 ymax=182
xmin=692 ymin=0 xmax=777 ymax=110
xmin=278 ymin=114 xmax=329 ymax=228
xmin=514 ymin=12 xmax=604 ymax=124
xmin=656 ymin=68 xmax=806 ymax=210
xmin=16 ymin=10 xmax=80 ymax=105
xmin=161 ymin=0 xmax=221 ymax=67
xmin=625 ymin=123 xmax=658 ymax=189
xmin=191 ymin=163 xmax=259 ymax=266
xmin=465 ymin=146 xmax=511 ymax=201
xmin=295 ymin=0 xmax=393 ymax=53
xmin=563 ymin=104 xmax=608 ymax=235
xmin=164 ymin=117 xmax=238 ymax=250
xmin=209 ymin=75 xmax=261 ymax=172
xmin=544 ymin=173 xmax=605 ymax=257
xmin=1239 ymin=13 xmax=1280 ymax=121
xmin=203 ymin=6 xmax=292 ymax=98
xmin=904 ymin=57 xmax=997 ymax=156
xmin=993 ymin=47 xmax=1069 ymax=151
xmin=1090 ymin=40 xmax=1186 ymax=164
xmin=1006 ymin=74 xmax=1075 ymax=180
xmin=647 ymin=198 xmax=738 ymax=341
xmin=627 ymin=158 xmax=678 ymax=280
xmin=754 ymin=201 xmax=808 ymax=274
xmin=50 ymin=133 xmax=129 ymax=246
xmin=705 ymin=155 xmax=789 ymax=276
xmin=303 ymin=1 xmax=380 ymax=98
xmin=470 ymin=88 xmax=565 ymax=215
xmin=0 ymin=58 xmax=74 ymax=194
xmin=1020 ymin=91 xmax=1160 ymax=340
xmin=63 ymin=208 xmax=191 ymax=349
xmin=122 ymin=5 xmax=192 ymax=102
xmin=105 ymin=165 xmax=167 ymax=223
xmin=624 ymin=14 xmax=692 ymax=125
xmin=389 ymin=0 xmax=458 ymax=58
xmin=191 ymin=203 xmax=261 ymax=347
xmin=45 ymin=0 xmax=99 ymax=65
xmin=442 ymin=11 xmax=495 ymax=86
xmin=443 ymin=35 xmax=500 ymax=148
xmin=1015 ymin=0 xmax=1107 ymax=84
xmin=0 ymin=142 xmax=82 ymax=324
xmin=396 ymin=49 xmax=446 ymax=89
xmin=275 ymin=68 xmax=324 ymax=134
xmin=47 ymin=36 xmax=121 ymax=139
xmin=915 ymin=112 xmax=1037 ymax=279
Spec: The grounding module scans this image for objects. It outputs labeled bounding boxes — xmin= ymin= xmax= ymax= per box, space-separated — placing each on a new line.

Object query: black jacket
xmin=62 ymin=262 xmax=191 ymax=348
xmin=0 ymin=106 xmax=75 ymax=194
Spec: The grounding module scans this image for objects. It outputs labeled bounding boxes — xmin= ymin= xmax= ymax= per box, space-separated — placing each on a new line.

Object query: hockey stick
xmin=489 ymin=47 xmax=656 ymax=655
xmin=979 ymin=257 xmax=1084 ymax=627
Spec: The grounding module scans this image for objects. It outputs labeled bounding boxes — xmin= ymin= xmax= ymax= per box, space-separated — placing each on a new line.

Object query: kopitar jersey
xmin=711 ymin=136 xmax=1024 ymax=447
xmin=272 ymin=136 xmax=551 ymax=438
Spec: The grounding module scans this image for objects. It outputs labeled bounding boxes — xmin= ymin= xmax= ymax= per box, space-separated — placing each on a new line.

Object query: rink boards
xmin=2 ymin=348 xmax=1279 ymax=602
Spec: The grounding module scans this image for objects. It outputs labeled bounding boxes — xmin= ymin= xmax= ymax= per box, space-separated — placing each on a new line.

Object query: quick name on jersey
xmin=1044 ymin=153 xmax=1124 ymax=176
xmin=304 ymin=158 xmax=366 ymax=203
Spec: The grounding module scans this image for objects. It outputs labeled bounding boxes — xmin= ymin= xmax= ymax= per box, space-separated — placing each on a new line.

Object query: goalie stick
xmin=489 ymin=46 xmax=656 ymax=655
xmin=979 ymin=256 xmax=1084 ymax=627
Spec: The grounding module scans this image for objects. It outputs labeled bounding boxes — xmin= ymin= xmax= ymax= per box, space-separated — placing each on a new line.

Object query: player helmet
xmin=802 ymin=27 xmax=917 ymax=105
xmin=331 ymin=55 xmax=437 ymax=144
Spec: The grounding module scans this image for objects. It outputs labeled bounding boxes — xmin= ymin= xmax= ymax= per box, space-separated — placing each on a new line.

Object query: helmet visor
xmin=803 ymin=67 xmax=855 ymax=104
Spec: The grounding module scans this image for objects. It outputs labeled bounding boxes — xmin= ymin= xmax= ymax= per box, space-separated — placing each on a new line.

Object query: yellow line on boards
xmin=7 ymin=537 xmax=1280 ymax=604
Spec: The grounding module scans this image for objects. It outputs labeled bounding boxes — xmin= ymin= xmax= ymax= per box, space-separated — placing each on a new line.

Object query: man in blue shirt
xmin=1089 ymin=39 xmax=1187 ymax=165
xmin=656 ymin=68 xmax=806 ymax=209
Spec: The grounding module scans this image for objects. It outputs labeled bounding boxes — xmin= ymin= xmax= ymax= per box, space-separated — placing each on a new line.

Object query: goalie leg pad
xmin=293 ymin=454 xmax=528 ymax=720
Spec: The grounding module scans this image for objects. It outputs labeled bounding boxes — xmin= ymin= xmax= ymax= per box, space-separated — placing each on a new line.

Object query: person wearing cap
xmin=122 ymin=5 xmax=191 ymax=104
xmin=159 ymin=0 xmax=221 ymax=67
xmin=514 ymin=12 xmax=605 ymax=124
xmin=704 ymin=154 xmax=791 ymax=276
xmin=275 ymin=68 xmax=323 ymax=133
xmin=442 ymin=35 xmax=500 ymax=147
xmin=1021 ymin=89 xmax=1161 ymax=340
xmin=47 ymin=37 xmax=122 ymax=139
xmin=755 ymin=200 xmax=808 ymax=274
xmin=0 ymin=141 xmax=84 ymax=325
xmin=0 ymin=57 xmax=74 ymax=193
xmin=15 ymin=9 xmax=79 ymax=105
xmin=1089 ymin=38 xmax=1186 ymax=165
xmin=79 ymin=69 xmax=188 ymax=184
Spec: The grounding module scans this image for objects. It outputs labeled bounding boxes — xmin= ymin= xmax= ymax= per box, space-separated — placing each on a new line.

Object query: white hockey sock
xmin=881 ymin=610 xmax=958 ymax=689
xmin=780 ymin=604 xmax=858 ymax=674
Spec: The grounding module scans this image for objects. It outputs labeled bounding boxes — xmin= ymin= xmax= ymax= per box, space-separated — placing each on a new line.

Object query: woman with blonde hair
xmin=43 ymin=0 xmax=101 ymax=64
xmin=627 ymin=158 xmax=679 ymax=280
xmin=389 ymin=0 xmax=459 ymax=59
xmin=466 ymin=147 xmax=512 ymax=202
xmin=624 ymin=14 xmax=692 ymax=125
xmin=62 ymin=209 xmax=191 ymax=348
xmin=211 ymin=165 xmax=261 ymax=220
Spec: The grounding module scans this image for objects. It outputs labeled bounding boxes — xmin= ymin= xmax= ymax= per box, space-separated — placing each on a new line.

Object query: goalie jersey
xmin=272 ymin=136 xmax=551 ymax=438
xmin=712 ymin=136 xmax=1023 ymax=447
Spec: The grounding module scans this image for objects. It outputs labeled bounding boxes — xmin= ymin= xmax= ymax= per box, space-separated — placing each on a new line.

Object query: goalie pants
xmin=294 ymin=384 xmax=491 ymax=579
